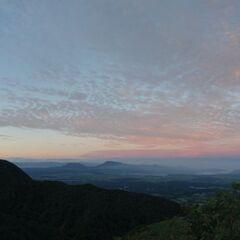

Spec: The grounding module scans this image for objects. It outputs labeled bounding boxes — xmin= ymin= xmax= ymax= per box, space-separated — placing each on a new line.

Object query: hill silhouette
xmin=0 ymin=160 xmax=182 ymax=240
xmin=62 ymin=162 xmax=87 ymax=168
xmin=0 ymin=159 xmax=31 ymax=187
xmin=97 ymin=161 xmax=125 ymax=168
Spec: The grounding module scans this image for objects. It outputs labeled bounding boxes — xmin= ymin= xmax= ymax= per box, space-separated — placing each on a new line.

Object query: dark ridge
xmin=0 ymin=159 xmax=32 ymax=186
xmin=0 ymin=160 xmax=182 ymax=240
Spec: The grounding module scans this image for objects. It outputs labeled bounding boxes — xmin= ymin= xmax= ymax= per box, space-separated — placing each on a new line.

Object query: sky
xmin=0 ymin=0 xmax=240 ymax=165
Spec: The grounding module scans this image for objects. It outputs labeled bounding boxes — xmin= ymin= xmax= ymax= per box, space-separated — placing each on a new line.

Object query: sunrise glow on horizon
xmin=0 ymin=1 xmax=240 ymax=163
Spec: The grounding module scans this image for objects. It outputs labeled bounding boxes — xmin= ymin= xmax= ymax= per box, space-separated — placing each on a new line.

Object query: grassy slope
xmin=120 ymin=218 xmax=195 ymax=240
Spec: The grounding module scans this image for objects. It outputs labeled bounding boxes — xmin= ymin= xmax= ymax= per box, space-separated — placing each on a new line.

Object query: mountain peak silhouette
xmin=0 ymin=159 xmax=32 ymax=187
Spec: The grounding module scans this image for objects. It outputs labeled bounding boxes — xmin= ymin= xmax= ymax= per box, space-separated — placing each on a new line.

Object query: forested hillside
xmin=121 ymin=182 xmax=240 ymax=240
xmin=0 ymin=160 xmax=181 ymax=240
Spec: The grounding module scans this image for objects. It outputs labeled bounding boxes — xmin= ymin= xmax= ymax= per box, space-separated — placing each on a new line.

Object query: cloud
xmin=0 ymin=0 xmax=240 ymax=158
xmin=0 ymin=134 xmax=13 ymax=141
xmin=69 ymin=92 xmax=87 ymax=101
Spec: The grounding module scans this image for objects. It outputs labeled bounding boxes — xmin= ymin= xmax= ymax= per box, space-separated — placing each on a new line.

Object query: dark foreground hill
xmin=0 ymin=159 xmax=31 ymax=186
xmin=0 ymin=160 xmax=181 ymax=240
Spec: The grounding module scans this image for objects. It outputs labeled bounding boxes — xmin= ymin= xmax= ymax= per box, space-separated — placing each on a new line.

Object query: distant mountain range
xmin=0 ymin=159 xmax=181 ymax=240
xmin=22 ymin=160 xmax=201 ymax=176
xmin=15 ymin=160 xmax=237 ymax=201
xmin=19 ymin=160 xmax=234 ymax=181
xmin=17 ymin=160 xmax=233 ymax=175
